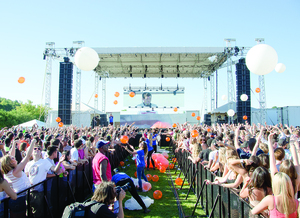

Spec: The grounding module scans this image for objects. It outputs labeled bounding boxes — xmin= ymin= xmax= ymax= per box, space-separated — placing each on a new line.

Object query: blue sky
xmin=0 ymin=1 xmax=299 ymax=117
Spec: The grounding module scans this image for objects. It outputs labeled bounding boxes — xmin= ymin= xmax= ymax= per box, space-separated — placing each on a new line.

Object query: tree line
xmin=0 ymin=98 xmax=48 ymax=129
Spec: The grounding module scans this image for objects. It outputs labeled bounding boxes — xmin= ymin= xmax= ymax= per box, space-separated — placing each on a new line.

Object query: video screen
xmin=123 ymin=88 xmax=184 ymax=108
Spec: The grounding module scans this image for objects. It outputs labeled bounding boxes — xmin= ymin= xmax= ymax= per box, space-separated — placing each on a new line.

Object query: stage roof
xmin=93 ymin=47 xmax=228 ymax=78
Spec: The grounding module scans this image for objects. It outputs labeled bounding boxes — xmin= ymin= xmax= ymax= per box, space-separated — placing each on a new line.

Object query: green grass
xmin=119 ymin=149 xmax=205 ymax=218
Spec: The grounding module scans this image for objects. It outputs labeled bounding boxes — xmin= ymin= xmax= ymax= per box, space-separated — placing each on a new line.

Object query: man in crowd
xmin=92 ymin=140 xmax=112 ymax=191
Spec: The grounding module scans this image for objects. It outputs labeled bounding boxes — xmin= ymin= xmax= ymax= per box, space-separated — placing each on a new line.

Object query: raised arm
xmin=268 ymin=132 xmax=278 ymax=177
xmin=251 ymin=126 xmax=264 ymax=157
xmin=234 ymin=124 xmax=241 ymax=150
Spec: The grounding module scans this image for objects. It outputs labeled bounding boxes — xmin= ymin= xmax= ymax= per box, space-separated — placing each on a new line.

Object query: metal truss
xmin=44 ymin=42 xmax=55 ymax=126
xmin=73 ymin=41 xmax=84 ymax=126
xmin=255 ymin=38 xmax=267 ymax=124
xmin=203 ymin=78 xmax=208 ymax=115
xmin=94 ymin=73 xmax=99 ymax=110
xmin=210 ymin=73 xmax=215 ymax=112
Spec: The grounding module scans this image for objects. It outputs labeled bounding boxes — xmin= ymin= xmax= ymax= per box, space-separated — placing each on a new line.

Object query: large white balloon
xmin=74 ymin=47 xmax=100 ymax=71
xmin=221 ymin=95 xmax=227 ymax=101
xmin=240 ymin=94 xmax=248 ymax=101
xmin=246 ymin=44 xmax=278 ymax=75
xmin=275 ymin=63 xmax=286 ymax=73
xmin=227 ymin=109 xmax=235 ymax=117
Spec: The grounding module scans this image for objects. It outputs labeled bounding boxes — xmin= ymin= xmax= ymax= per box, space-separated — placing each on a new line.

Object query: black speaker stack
xmin=236 ymin=58 xmax=251 ymax=124
xmin=204 ymin=114 xmax=211 ymax=126
xmin=58 ymin=57 xmax=73 ymax=125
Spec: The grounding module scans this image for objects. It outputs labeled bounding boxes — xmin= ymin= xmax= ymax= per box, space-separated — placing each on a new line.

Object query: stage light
xmin=130 ymin=73 xmax=132 ymax=77
xmin=161 ymin=75 xmax=164 ymax=78
xmin=99 ymin=77 xmax=101 ymax=80
xmin=144 ymin=74 xmax=146 ymax=78
xmin=177 ymin=73 xmax=180 ymax=77
xmin=129 ymin=65 xmax=132 ymax=72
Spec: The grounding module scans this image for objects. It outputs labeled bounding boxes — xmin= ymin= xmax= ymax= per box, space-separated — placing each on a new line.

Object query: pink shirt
xmin=92 ymin=152 xmax=112 ymax=185
xmin=269 ymin=196 xmax=298 ymax=218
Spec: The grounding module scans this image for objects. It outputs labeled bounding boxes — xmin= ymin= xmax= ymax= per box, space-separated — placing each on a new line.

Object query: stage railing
xmin=174 ymin=148 xmax=268 ymax=218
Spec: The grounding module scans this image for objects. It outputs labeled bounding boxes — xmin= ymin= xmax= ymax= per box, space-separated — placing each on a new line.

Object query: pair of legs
xmin=116 ymin=178 xmax=147 ymax=211
xmin=147 ymin=150 xmax=155 ymax=169
xmin=137 ymin=166 xmax=148 ymax=190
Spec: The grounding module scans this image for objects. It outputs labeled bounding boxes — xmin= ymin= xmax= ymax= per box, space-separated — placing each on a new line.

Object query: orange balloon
xmin=120 ymin=161 xmax=124 ymax=166
xmin=166 ymin=137 xmax=170 ymax=142
xmin=113 ymin=100 xmax=118 ymax=105
xmin=191 ymin=130 xmax=199 ymax=138
xmin=175 ymin=177 xmax=183 ymax=186
xmin=196 ymin=116 xmax=200 ymax=121
xmin=162 ymin=152 xmax=169 ymax=159
xmin=95 ymin=94 xmax=98 ymax=98
xmin=255 ymin=88 xmax=261 ymax=93
xmin=18 ymin=77 xmax=25 ymax=84
xmin=120 ymin=135 xmax=129 ymax=144
xmin=243 ymin=115 xmax=248 ymax=120
xmin=142 ymin=182 xmax=152 ymax=191
xmin=134 ymin=171 xmax=137 ymax=178
xmin=191 ymin=112 xmax=196 ymax=117
xmin=153 ymin=190 xmax=162 ymax=199
xmin=146 ymin=174 xmax=152 ymax=181
xmin=114 ymin=92 xmax=120 ymax=97
xmin=172 ymin=158 xmax=177 ymax=163
xmin=207 ymin=128 xmax=211 ymax=132
xmin=152 ymin=175 xmax=159 ymax=182
xmin=159 ymin=166 xmax=166 ymax=173
xmin=56 ymin=117 xmax=61 ymax=122
xmin=174 ymin=107 xmax=178 ymax=112
xmin=169 ymin=163 xmax=174 ymax=169
xmin=172 ymin=123 xmax=177 ymax=128
xmin=129 ymin=92 xmax=135 ymax=97
xmin=58 ymin=122 xmax=64 ymax=127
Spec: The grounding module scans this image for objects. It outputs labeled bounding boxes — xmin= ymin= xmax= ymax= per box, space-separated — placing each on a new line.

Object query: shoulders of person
xmin=89 ymin=203 xmax=116 ymax=218
xmin=137 ymin=149 xmax=144 ymax=156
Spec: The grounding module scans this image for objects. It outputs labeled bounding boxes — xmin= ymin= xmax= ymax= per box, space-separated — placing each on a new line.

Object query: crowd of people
xmin=174 ymin=122 xmax=300 ymax=217
xmin=0 ymin=121 xmax=300 ymax=217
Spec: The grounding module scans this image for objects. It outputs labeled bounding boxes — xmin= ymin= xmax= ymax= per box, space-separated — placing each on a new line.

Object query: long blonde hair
xmin=140 ymin=141 xmax=148 ymax=158
xmin=272 ymin=172 xmax=295 ymax=218
xmin=191 ymin=138 xmax=201 ymax=159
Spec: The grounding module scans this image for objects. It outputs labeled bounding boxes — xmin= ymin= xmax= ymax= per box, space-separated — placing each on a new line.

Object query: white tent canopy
xmin=18 ymin=119 xmax=45 ymax=128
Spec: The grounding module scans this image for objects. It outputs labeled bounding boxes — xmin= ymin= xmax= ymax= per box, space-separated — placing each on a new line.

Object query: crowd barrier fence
xmin=174 ymin=147 xmax=268 ymax=218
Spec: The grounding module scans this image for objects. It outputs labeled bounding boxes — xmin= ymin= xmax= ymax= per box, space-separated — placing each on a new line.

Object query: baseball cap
xmin=96 ymin=140 xmax=110 ymax=149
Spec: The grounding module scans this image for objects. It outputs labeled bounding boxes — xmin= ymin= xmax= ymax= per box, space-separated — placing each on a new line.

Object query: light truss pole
xmin=44 ymin=42 xmax=55 ymax=126
xmin=73 ymin=41 xmax=84 ymax=126
xmin=94 ymin=73 xmax=100 ymax=110
xmin=203 ymin=78 xmax=208 ymax=115
xmin=210 ymin=73 xmax=215 ymax=112
xmin=255 ymin=38 xmax=267 ymax=124
xmin=224 ymin=39 xmax=236 ymax=123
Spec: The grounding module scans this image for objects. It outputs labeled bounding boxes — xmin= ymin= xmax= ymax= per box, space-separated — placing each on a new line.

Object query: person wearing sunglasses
xmin=25 ymin=145 xmax=65 ymax=218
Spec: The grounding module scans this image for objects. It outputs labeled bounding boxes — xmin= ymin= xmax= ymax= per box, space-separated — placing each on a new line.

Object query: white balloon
xmin=240 ymin=94 xmax=248 ymax=101
xmin=246 ymin=44 xmax=278 ymax=75
xmin=221 ymin=95 xmax=227 ymax=101
xmin=74 ymin=47 xmax=100 ymax=71
xmin=227 ymin=109 xmax=235 ymax=117
xmin=275 ymin=63 xmax=286 ymax=73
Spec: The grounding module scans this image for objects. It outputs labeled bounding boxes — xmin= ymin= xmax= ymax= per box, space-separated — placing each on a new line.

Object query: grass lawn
xmin=119 ymin=148 xmax=206 ymax=218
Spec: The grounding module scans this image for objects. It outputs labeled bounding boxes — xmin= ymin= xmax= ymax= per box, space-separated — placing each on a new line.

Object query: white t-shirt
xmin=70 ymin=147 xmax=79 ymax=162
xmin=25 ymin=159 xmax=52 ymax=191
xmin=209 ymin=150 xmax=219 ymax=162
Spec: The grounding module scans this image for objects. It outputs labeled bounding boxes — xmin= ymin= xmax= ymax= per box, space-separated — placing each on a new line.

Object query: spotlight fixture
xmin=144 ymin=74 xmax=146 ymax=78
xmin=177 ymin=73 xmax=180 ymax=77
xmin=161 ymin=74 xmax=164 ymax=78
xmin=130 ymin=73 xmax=132 ymax=77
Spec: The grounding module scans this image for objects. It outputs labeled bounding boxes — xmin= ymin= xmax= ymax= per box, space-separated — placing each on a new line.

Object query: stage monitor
xmin=123 ymin=87 xmax=185 ymax=108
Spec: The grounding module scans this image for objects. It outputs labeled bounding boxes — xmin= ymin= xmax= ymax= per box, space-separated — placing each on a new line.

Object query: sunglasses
xmin=34 ymin=147 xmax=41 ymax=151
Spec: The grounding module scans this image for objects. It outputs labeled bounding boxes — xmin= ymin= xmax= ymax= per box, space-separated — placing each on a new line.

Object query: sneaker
xmin=143 ymin=209 xmax=151 ymax=213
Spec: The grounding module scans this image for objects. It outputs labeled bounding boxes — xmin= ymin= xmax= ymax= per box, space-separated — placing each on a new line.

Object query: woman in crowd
xmin=123 ymin=141 xmax=148 ymax=191
xmin=1 ymin=139 xmax=36 ymax=218
xmin=251 ymin=172 xmax=298 ymax=217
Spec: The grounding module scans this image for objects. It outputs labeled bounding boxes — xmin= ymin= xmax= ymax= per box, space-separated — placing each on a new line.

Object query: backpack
xmin=62 ymin=199 xmax=103 ymax=218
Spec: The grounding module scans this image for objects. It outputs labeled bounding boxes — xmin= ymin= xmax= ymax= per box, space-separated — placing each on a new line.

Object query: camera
xmin=115 ymin=182 xmax=131 ymax=196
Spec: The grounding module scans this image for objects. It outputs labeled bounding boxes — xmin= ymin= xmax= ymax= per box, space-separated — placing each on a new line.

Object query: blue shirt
xmin=237 ymin=148 xmax=264 ymax=159
xmin=145 ymin=139 xmax=153 ymax=152
xmin=136 ymin=150 xmax=146 ymax=167
xmin=111 ymin=173 xmax=131 ymax=184
xmin=109 ymin=116 xmax=113 ymax=122
xmin=152 ymin=134 xmax=158 ymax=146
